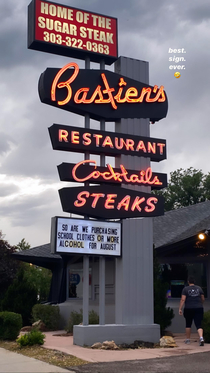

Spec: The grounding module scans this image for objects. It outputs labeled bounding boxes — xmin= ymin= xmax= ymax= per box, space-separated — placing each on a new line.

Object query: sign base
xmin=73 ymin=324 xmax=160 ymax=346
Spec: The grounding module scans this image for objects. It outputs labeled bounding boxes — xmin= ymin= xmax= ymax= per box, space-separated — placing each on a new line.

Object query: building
xmin=13 ymin=200 xmax=210 ymax=332
xmin=154 ymin=200 xmax=210 ymax=298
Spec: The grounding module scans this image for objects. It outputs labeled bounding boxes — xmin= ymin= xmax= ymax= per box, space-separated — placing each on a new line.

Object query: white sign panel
xmin=51 ymin=217 xmax=121 ymax=256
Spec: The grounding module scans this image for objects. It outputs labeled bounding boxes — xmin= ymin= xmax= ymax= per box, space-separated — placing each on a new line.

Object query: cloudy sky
xmin=0 ymin=0 xmax=210 ymax=247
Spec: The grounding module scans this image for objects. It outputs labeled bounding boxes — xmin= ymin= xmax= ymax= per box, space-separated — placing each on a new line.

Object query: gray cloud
xmin=0 ymin=187 xmax=68 ymax=246
xmin=0 ymin=0 xmax=210 ymax=246
xmin=0 ymin=133 xmax=15 ymax=155
xmin=0 ymin=184 xmax=19 ymax=197
xmin=0 ymin=186 xmax=70 ymax=232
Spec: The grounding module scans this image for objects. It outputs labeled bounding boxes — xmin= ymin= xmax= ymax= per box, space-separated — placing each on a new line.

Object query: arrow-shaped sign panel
xmin=59 ymin=185 xmax=164 ymax=219
xmin=58 ymin=161 xmax=167 ymax=190
xmin=49 ymin=124 xmax=167 ymax=162
xmin=39 ymin=62 xmax=168 ymax=122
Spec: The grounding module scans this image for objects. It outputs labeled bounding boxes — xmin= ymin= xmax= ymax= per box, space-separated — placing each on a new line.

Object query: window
xmin=67 ymin=262 xmax=92 ymax=299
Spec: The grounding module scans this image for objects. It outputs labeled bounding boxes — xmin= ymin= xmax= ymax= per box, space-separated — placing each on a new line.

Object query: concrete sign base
xmin=73 ymin=324 xmax=160 ymax=346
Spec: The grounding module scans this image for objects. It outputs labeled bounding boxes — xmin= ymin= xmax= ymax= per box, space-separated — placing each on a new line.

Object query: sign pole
xmin=99 ymin=60 xmax=106 ymax=326
xmin=114 ymin=57 xmax=158 ymax=339
xmin=83 ymin=57 xmax=91 ymax=326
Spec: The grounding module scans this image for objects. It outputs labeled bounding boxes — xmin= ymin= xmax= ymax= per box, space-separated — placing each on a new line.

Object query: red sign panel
xmin=28 ymin=0 xmax=118 ymax=64
xmin=59 ymin=185 xmax=164 ymax=219
xmin=58 ymin=161 xmax=167 ymax=190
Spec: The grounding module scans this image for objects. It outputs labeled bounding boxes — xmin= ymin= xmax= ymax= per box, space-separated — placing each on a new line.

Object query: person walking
xmin=179 ymin=276 xmax=205 ymax=346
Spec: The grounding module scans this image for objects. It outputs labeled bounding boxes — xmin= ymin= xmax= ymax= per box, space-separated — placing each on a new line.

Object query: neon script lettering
xmin=72 ymin=160 xmax=163 ymax=186
xmin=51 ymin=62 xmax=165 ymax=109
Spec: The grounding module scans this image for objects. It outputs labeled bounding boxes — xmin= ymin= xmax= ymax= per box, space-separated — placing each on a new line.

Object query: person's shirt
xmin=182 ymin=285 xmax=204 ymax=309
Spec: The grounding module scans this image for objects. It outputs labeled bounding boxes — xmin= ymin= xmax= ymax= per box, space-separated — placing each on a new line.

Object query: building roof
xmin=153 ymin=200 xmax=210 ymax=248
xmin=12 ymin=243 xmax=61 ymax=269
xmin=12 ymin=201 xmax=210 ymax=266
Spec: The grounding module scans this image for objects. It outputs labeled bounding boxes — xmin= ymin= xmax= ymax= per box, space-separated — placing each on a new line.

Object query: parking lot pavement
xmin=71 ymin=351 xmax=210 ymax=373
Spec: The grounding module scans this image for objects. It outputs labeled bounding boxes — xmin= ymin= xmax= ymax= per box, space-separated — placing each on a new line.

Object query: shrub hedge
xmin=66 ymin=309 xmax=99 ymax=333
xmin=31 ymin=304 xmax=60 ymax=330
xmin=0 ymin=311 xmax=22 ymax=340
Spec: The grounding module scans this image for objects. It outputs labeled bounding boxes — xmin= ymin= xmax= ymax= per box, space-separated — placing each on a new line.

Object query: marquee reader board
xmin=28 ymin=0 xmax=118 ymax=65
xmin=50 ymin=216 xmax=121 ymax=256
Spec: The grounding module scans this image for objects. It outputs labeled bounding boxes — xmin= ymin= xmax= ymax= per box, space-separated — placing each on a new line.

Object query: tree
xmin=2 ymin=268 xmax=37 ymax=325
xmin=15 ymin=238 xmax=52 ymax=302
xmin=23 ymin=264 xmax=52 ymax=302
xmin=16 ymin=238 xmax=30 ymax=251
xmin=203 ymin=173 xmax=210 ymax=200
xmin=0 ymin=231 xmax=20 ymax=306
xmin=1 ymin=235 xmax=51 ymax=319
xmin=154 ymin=167 xmax=210 ymax=211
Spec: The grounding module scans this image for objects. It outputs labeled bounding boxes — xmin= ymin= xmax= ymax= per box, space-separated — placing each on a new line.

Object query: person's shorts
xmin=183 ymin=308 xmax=204 ymax=329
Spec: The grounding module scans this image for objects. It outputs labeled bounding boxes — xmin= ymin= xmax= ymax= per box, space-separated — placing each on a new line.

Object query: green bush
xmin=17 ymin=330 xmax=45 ymax=347
xmin=0 ymin=311 xmax=22 ymax=340
xmin=203 ymin=310 xmax=210 ymax=343
xmin=66 ymin=310 xmax=82 ymax=333
xmin=31 ymin=304 xmax=60 ymax=330
xmin=89 ymin=310 xmax=99 ymax=325
xmin=66 ymin=309 xmax=99 ymax=333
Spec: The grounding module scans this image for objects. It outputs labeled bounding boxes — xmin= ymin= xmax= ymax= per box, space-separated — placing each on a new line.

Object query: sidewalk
xmin=0 ymin=347 xmax=74 ymax=373
xmin=43 ymin=331 xmax=210 ymax=363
